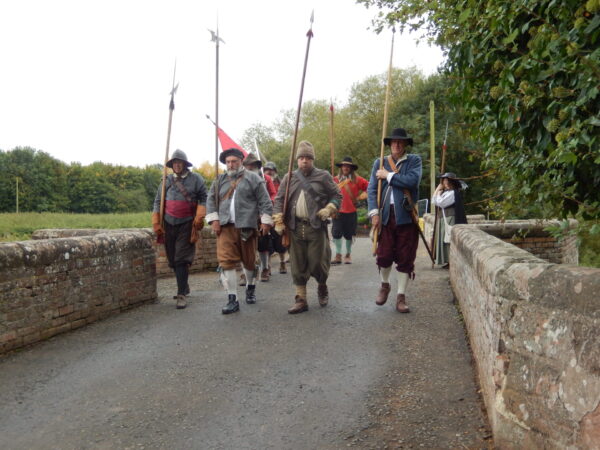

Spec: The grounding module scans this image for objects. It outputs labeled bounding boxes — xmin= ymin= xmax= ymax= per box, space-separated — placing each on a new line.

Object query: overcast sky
xmin=0 ymin=0 xmax=444 ymax=168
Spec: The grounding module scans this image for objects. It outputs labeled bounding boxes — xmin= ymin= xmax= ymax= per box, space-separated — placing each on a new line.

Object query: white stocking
xmin=380 ymin=266 xmax=392 ymax=283
xmin=397 ymin=271 xmax=409 ymax=295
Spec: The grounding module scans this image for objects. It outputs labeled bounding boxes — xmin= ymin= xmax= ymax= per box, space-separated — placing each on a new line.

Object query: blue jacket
xmin=367 ymin=154 xmax=422 ymax=226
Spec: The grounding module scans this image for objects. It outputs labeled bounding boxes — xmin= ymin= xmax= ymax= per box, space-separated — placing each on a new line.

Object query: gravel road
xmin=0 ymin=237 xmax=491 ymax=449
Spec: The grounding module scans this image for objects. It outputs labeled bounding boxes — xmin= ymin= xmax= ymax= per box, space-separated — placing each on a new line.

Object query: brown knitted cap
xmin=296 ymin=141 xmax=315 ymax=160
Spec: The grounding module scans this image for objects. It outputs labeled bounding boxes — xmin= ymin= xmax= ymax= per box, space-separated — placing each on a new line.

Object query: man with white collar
xmin=367 ymin=128 xmax=422 ymax=313
xmin=206 ymin=148 xmax=273 ymax=314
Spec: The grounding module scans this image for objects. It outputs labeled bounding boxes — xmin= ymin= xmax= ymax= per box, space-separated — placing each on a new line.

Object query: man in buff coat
xmin=272 ymin=141 xmax=342 ymax=314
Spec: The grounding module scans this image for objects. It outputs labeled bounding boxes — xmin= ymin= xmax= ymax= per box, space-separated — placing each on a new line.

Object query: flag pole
xmin=159 ymin=61 xmax=178 ymax=236
xmin=372 ymin=27 xmax=395 ymax=255
xmin=282 ymin=10 xmax=315 ymax=247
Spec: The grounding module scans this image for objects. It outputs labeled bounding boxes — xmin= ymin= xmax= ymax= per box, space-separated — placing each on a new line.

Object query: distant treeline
xmin=0 ymin=148 xmax=164 ymax=213
xmin=2 ymin=70 xmax=489 ymax=215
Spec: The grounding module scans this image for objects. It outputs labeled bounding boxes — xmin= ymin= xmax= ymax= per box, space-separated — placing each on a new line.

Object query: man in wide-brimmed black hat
xmin=206 ymin=148 xmax=273 ymax=314
xmin=331 ymin=156 xmax=369 ymax=265
xmin=152 ymin=149 xmax=208 ymax=310
xmin=367 ymin=128 xmax=422 ymax=313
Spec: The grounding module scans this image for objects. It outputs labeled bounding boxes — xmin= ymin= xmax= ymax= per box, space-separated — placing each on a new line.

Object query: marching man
xmin=152 ymin=149 xmax=207 ymax=310
xmin=273 ymin=141 xmax=342 ymax=314
xmin=331 ymin=156 xmax=368 ymax=265
xmin=367 ymin=128 xmax=422 ymax=313
xmin=206 ymin=148 xmax=273 ymax=314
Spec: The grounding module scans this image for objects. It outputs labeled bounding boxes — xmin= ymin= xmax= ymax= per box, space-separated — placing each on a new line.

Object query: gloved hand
xmin=317 ymin=203 xmax=337 ymax=221
xmin=151 ymin=212 xmax=164 ymax=239
xmin=193 ymin=204 xmax=206 ymax=231
xmin=272 ymin=213 xmax=285 ymax=235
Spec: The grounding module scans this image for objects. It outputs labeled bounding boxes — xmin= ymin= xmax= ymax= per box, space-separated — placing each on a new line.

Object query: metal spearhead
xmin=208 ymin=29 xmax=225 ymax=44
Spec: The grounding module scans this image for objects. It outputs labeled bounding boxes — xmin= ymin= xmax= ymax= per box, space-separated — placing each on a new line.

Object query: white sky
xmin=0 ymin=0 xmax=444 ymax=168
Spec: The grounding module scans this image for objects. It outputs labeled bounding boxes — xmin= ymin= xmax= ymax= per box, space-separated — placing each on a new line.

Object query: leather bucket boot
xmin=222 ymin=294 xmax=240 ymax=314
xmin=245 ymin=285 xmax=256 ymax=304
xmin=376 ymin=282 xmax=391 ymax=305
xmin=288 ymin=296 xmax=308 ymax=314
xmin=396 ymin=294 xmax=410 ymax=313
xmin=317 ymin=284 xmax=329 ymax=307
xmin=331 ymin=253 xmax=342 ymax=265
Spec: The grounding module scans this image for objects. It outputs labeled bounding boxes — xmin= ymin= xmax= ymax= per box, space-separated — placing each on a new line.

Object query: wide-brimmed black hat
xmin=384 ymin=128 xmax=414 ymax=146
xmin=335 ymin=156 xmax=358 ymax=170
xmin=438 ymin=172 xmax=468 ymax=190
xmin=242 ymin=152 xmax=262 ymax=169
xmin=166 ymin=149 xmax=192 ymax=168
xmin=219 ymin=148 xmax=245 ymax=164
xmin=437 ymin=172 xmax=459 ymax=180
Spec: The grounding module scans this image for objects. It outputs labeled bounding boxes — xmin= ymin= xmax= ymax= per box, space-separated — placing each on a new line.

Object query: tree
xmin=358 ymin=0 xmax=600 ymax=225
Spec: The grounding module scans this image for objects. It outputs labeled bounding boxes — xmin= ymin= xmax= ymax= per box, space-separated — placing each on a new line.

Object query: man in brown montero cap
xmin=273 ymin=141 xmax=342 ymax=314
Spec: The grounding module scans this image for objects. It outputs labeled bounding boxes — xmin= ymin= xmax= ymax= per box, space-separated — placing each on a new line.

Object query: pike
xmin=281 ymin=10 xmax=314 ymax=247
xmin=431 ymin=120 xmax=449 ymax=267
xmin=329 ymin=102 xmax=335 ymax=177
xmin=372 ymin=28 xmax=395 ymax=255
xmin=158 ymin=61 xmax=178 ymax=243
xmin=209 ymin=26 xmax=225 ymax=180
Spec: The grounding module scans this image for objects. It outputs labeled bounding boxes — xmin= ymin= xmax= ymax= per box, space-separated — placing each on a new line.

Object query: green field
xmin=0 ymin=212 xmax=151 ymax=242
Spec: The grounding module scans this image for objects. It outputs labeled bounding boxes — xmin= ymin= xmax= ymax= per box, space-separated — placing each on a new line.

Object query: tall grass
xmin=0 ymin=212 xmax=151 ymax=242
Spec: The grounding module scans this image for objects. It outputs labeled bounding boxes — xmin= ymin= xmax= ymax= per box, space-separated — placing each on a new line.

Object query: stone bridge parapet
xmin=0 ymin=230 xmax=157 ymax=353
xmin=448 ymin=224 xmax=600 ymax=448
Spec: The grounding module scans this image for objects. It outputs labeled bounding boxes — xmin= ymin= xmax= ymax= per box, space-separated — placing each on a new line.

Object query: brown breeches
xmin=217 ymin=225 xmax=258 ymax=271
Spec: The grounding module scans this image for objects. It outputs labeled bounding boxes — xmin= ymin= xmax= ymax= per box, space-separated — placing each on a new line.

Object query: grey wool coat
xmin=206 ymin=168 xmax=273 ymax=228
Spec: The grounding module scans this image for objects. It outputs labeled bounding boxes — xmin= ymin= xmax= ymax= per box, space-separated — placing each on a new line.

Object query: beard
xmin=227 ymin=166 xmax=243 ymax=177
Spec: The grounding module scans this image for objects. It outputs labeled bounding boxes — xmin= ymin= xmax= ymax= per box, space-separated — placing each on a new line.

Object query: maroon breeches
xmin=376 ymin=208 xmax=419 ymax=274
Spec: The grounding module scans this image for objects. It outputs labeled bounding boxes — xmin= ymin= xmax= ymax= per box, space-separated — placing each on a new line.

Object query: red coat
xmin=264 ymin=173 xmax=277 ymax=202
xmin=334 ymin=175 xmax=368 ymax=213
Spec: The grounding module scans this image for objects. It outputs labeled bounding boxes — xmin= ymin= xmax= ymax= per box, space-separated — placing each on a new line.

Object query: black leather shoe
xmin=222 ymin=294 xmax=240 ymax=314
xmin=245 ymin=285 xmax=256 ymax=304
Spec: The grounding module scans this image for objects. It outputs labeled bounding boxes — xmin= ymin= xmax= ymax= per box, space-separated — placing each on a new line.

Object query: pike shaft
xmin=373 ymin=29 xmax=395 ymax=254
xmin=283 ymin=24 xmax=314 ymax=218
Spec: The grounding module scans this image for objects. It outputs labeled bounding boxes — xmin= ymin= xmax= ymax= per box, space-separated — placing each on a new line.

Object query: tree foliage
xmin=238 ymin=69 xmax=486 ymax=211
xmin=358 ymin=0 xmax=600 ymax=223
xmin=0 ymin=148 xmax=162 ymax=213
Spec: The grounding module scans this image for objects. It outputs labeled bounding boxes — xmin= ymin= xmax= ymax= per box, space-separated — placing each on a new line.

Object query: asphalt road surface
xmin=0 ymin=237 xmax=491 ymax=449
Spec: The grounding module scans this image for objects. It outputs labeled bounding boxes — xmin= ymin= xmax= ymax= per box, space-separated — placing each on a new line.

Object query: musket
xmin=372 ymin=28 xmax=395 ymax=255
xmin=431 ymin=120 xmax=449 ymax=267
xmin=329 ymin=102 xmax=335 ymax=177
xmin=281 ymin=11 xmax=314 ymax=246
xmin=159 ymin=61 xmax=178 ymax=238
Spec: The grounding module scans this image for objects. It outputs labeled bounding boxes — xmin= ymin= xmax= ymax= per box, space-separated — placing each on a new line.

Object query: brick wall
xmin=33 ymin=228 xmax=219 ymax=278
xmin=423 ymin=216 xmax=578 ymax=264
xmin=0 ymin=231 xmax=157 ymax=354
xmin=449 ymin=226 xmax=600 ymax=448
